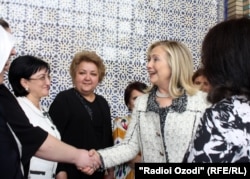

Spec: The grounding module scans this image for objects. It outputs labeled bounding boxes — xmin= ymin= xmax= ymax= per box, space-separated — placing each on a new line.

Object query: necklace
xmin=156 ymin=90 xmax=170 ymax=98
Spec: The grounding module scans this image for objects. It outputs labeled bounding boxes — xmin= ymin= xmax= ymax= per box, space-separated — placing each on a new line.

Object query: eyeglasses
xmin=29 ymin=75 xmax=51 ymax=82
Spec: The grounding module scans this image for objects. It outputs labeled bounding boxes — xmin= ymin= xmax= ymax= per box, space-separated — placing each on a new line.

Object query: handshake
xmin=76 ymin=149 xmax=103 ymax=175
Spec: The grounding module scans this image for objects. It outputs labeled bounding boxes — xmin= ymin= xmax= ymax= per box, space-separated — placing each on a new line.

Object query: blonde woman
xmin=87 ymin=40 xmax=211 ymax=171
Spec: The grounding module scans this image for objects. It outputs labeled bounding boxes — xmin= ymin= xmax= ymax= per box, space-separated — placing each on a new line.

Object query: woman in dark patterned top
xmin=184 ymin=17 xmax=250 ymax=163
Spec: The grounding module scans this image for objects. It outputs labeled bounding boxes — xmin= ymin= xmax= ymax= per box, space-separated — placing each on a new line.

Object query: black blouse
xmin=49 ymin=88 xmax=113 ymax=179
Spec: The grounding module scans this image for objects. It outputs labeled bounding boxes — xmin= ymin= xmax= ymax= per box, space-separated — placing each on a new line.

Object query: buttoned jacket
xmin=99 ymin=91 xmax=210 ymax=167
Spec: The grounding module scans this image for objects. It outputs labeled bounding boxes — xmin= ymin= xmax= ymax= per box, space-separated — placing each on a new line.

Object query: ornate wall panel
xmin=0 ymin=0 xmax=225 ymax=119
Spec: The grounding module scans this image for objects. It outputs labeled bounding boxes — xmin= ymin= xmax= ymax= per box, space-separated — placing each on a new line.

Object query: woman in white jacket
xmin=8 ymin=55 xmax=61 ymax=179
xmin=88 ymin=40 xmax=211 ymax=170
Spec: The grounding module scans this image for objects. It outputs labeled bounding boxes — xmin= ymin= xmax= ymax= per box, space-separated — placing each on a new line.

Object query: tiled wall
xmin=0 ymin=0 xmax=225 ymax=119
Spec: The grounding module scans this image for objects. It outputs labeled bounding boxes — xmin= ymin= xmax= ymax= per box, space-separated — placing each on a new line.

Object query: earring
xmin=25 ymin=87 xmax=29 ymax=91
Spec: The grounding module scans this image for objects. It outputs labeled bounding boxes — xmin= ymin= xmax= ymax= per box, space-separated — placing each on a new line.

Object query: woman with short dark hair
xmin=8 ymin=55 xmax=61 ymax=178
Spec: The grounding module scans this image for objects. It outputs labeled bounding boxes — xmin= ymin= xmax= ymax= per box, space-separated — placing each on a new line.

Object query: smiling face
xmin=74 ymin=61 xmax=99 ymax=96
xmin=21 ymin=68 xmax=51 ymax=100
xmin=147 ymin=45 xmax=171 ymax=88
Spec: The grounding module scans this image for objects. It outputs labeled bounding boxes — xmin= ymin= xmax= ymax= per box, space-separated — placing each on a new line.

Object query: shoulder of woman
xmin=187 ymin=90 xmax=207 ymax=100
xmin=133 ymin=93 xmax=149 ymax=111
xmin=187 ymin=90 xmax=211 ymax=108
xmin=95 ymin=94 xmax=109 ymax=103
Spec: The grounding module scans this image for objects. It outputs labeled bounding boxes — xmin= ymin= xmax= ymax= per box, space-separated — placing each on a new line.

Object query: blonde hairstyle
xmin=147 ymin=40 xmax=197 ymax=98
xmin=70 ymin=50 xmax=106 ymax=84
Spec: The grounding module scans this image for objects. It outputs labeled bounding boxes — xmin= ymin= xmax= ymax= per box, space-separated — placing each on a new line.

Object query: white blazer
xmin=98 ymin=91 xmax=210 ymax=167
xmin=17 ymin=97 xmax=61 ymax=179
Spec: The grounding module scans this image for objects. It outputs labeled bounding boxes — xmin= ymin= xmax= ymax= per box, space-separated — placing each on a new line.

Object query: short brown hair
xmin=70 ymin=50 xmax=106 ymax=83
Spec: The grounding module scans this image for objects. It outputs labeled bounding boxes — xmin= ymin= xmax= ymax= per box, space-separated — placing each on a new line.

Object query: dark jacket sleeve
xmin=0 ymin=104 xmax=25 ymax=179
xmin=0 ymin=85 xmax=48 ymax=177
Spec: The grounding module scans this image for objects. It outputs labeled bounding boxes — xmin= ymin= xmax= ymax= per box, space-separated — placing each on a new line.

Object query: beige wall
xmin=227 ymin=0 xmax=250 ymax=19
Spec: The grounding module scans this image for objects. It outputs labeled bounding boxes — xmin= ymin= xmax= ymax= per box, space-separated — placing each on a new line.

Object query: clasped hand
xmin=77 ymin=149 xmax=101 ymax=175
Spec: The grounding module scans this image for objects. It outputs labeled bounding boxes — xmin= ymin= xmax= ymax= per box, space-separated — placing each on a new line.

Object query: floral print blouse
xmin=113 ymin=115 xmax=135 ymax=179
xmin=184 ymin=95 xmax=250 ymax=163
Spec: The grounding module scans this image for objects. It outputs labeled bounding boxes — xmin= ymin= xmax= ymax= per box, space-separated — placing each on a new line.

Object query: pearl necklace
xmin=156 ymin=90 xmax=170 ymax=98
